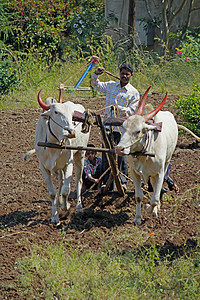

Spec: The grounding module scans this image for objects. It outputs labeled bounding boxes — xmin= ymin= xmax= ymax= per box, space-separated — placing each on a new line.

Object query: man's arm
xmin=91 ymin=67 xmax=108 ymax=94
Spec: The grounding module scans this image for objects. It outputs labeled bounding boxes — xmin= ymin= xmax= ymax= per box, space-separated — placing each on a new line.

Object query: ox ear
xmin=143 ymin=123 xmax=156 ymax=132
xmin=41 ymin=109 xmax=51 ymax=118
xmin=143 ymin=92 xmax=168 ymax=122
xmin=135 ymin=86 xmax=151 ymax=115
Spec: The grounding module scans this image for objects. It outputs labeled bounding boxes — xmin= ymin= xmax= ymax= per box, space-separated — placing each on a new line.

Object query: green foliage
xmin=175 ymin=27 xmax=200 ymax=64
xmin=0 ymin=66 xmax=19 ymax=96
xmin=0 ymin=0 xmax=13 ymax=40
xmin=65 ymin=0 xmax=106 ymax=58
xmin=1 ymin=0 xmax=105 ymax=62
xmin=175 ymin=84 xmax=200 ymax=136
xmin=0 ymin=1 xmax=200 ymax=102
xmin=1 ymin=52 xmax=200 ymax=110
xmin=0 ymin=46 xmax=20 ymax=96
xmin=4 ymin=0 xmax=72 ymax=62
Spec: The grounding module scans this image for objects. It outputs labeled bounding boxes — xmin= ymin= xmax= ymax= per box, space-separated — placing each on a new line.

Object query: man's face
xmin=120 ymin=68 xmax=132 ymax=87
xmin=86 ymin=150 xmax=96 ymax=163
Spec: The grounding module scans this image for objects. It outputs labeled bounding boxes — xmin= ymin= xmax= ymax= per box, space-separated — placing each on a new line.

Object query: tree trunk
xmin=128 ymin=0 xmax=136 ymax=47
xmin=160 ymin=0 xmax=169 ymax=56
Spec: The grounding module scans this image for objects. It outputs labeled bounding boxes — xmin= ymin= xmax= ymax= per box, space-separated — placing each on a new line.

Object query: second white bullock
xmin=34 ymin=90 xmax=90 ymax=224
xmin=116 ymin=88 xmax=178 ymax=225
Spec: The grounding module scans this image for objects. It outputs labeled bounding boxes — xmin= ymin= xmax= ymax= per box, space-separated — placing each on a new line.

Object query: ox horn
xmin=58 ymin=88 xmax=63 ymax=103
xmin=38 ymin=90 xmax=50 ymax=111
xmin=144 ymin=92 xmax=168 ymax=122
xmin=135 ymin=86 xmax=151 ymax=115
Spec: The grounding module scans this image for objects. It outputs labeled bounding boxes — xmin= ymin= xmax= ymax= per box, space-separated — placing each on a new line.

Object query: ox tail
xmin=24 ymin=149 xmax=36 ymax=161
xmin=177 ymin=124 xmax=200 ymax=142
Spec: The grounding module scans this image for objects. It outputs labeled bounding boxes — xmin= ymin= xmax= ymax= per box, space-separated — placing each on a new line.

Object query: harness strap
xmin=138 ymin=132 xmax=150 ymax=155
xmin=48 ymin=118 xmax=60 ymax=142
xmin=146 ymin=115 xmax=156 ymax=155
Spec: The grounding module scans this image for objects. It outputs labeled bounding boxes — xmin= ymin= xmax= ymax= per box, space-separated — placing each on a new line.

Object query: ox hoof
xmin=52 ymin=220 xmax=62 ymax=227
xmin=51 ymin=217 xmax=60 ymax=226
xmin=58 ymin=195 xmax=63 ymax=206
xmin=75 ymin=203 xmax=83 ymax=215
xmin=133 ymin=216 xmax=142 ymax=226
xmin=66 ymin=201 xmax=71 ymax=210
xmin=152 ymin=212 xmax=158 ymax=218
xmin=145 ymin=204 xmax=154 ymax=214
xmin=61 ymin=200 xmax=71 ymax=211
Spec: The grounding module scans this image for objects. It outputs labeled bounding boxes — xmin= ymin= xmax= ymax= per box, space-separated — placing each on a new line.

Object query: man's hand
xmin=111 ymin=104 xmax=118 ymax=111
xmin=88 ymin=176 xmax=99 ymax=184
xmin=94 ymin=67 xmax=105 ymax=75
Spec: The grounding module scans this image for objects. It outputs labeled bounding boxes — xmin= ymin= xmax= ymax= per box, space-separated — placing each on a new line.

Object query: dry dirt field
xmin=0 ymin=93 xmax=200 ymax=298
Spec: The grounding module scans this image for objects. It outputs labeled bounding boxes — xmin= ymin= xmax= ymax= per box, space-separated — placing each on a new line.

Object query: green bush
xmin=175 ymin=84 xmax=200 ymax=135
xmin=65 ymin=0 xmax=106 ymax=59
xmin=175 ymin=27 xmax=200 ymax=64
xmin=0 ymin=65 xmax=19 ymax=96
xmin=5 ymin=0 xmax=70 ymax=63
xmin=1 ymin=0 xmax=105 ymax=63
xmin=0 ymin=49 xmax=20 ymax=96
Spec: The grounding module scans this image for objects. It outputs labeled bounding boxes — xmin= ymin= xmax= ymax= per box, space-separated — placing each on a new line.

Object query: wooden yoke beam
xmin=96 ymin=114 xmax=125 ymax=196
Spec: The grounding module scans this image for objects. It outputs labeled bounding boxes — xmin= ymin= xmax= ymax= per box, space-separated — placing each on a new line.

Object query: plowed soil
xmin=0 ymin=94 xmax=200 ymax=298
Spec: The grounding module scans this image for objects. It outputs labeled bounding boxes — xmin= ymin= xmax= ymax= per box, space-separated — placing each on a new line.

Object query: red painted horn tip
xmin=143 ymin=86 xmax=151 ymax=95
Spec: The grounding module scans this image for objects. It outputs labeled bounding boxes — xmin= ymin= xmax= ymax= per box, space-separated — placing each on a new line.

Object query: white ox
xmin=116 ymin=88 xmax=178 ymax=226
xmin=33 ymin=90 xmax=90 ymax=224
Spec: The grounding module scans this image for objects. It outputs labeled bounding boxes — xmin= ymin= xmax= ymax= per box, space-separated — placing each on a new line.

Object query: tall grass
xmin=1 ymin=46 xmax=200 ymax=110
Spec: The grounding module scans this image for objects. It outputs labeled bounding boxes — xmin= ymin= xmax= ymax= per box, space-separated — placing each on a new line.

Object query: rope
xmin=81 ymin=109 xmax=95 ymax=133
xmin=94 ymin=104 xmax=113 ymax=114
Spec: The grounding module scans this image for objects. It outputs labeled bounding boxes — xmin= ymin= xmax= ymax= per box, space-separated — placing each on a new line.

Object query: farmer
xmin=91 ymin=62 xmax=140 ymax=191
xmin=82 ymin=144 xmax=102 ymax=193
xmin=91 ymin=62 xmax=179 ymax=195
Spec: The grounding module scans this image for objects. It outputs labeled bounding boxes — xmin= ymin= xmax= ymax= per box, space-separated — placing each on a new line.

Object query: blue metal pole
xmin=71 ymin=56 xmax=99 ymax=95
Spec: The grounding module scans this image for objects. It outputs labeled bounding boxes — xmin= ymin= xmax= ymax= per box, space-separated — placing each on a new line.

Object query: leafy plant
xmin=0 ymin=46 xmax=20 ymax=96
xmin=175 ymin=27 xmax=200 ymax=64
xmin=175 ymin=84 xmax=200 ymax=136
xmin=1 ymin=0 xmax=105 ymax=62
xmin=64 ymin=0 xmax=106 ymax=59
xmin=5 ymin=0 xmax=71 ymax=63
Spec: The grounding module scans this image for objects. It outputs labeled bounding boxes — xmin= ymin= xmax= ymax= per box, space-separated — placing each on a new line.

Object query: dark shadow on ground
xmin=0 ymin=209 xmax=49 ymax=228
xmin=124 ymin=238 xmax=199 ymax=262
xmin=62 ymin=208 xmax=130 ymax=232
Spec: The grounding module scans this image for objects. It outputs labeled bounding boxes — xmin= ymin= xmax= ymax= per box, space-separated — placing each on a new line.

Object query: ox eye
xmin=55 ymin=111 xmax=58 ymax=114
xmin=136 ymin=130 xmax=140 ymax=134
